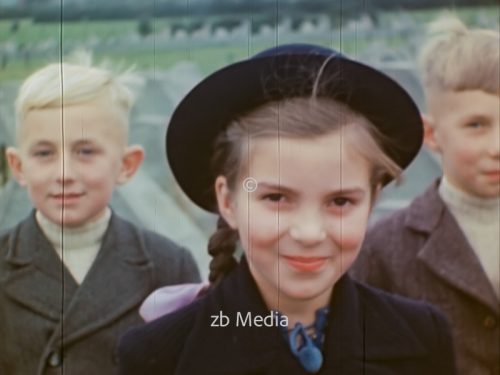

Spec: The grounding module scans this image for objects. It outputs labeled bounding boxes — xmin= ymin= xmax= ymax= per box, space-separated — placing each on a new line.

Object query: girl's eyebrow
xmin=325 ymin=188 xmax=367 ymax=198
xmin=257 ymin=182 xmax=295 ymax=193
xmin=257 ymin=182 xmax=366 ymax=195
xmin=323 ymin=188 xmax=367 ymax=198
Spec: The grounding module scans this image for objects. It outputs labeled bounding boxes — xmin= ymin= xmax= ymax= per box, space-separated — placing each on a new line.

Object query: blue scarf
xmin=278 ymin=307 xmax=329 ymax=373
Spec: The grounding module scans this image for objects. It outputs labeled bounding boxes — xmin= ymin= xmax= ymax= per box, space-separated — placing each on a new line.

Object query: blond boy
xmin=352 ymin=16 xmax=499 ymax=375
xmin=0 ymin=57 xmax=200 ymax=374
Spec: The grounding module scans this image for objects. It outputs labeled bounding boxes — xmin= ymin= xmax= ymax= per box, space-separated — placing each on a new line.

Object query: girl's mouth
xmin=282 ymin=255 xmax=329 ymax=272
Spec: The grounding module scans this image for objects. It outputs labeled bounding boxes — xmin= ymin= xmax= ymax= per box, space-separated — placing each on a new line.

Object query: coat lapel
xmin=407 ymin=182 xmax=499 ymax=314
xmin=3 ymin=212 xmax=78 ymax=321
xmin=176 ymin=258 xmax=279 ymax=374
xmin=321 ymin=275 xmax=427 ymax=373
xmin=58 ymin=214 xmax=154 ymax=346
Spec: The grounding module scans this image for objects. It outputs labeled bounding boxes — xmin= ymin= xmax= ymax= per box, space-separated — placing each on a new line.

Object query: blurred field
xmin=0 ymin=6 xmax=497 ymax=82
xmin=0 ymin=5 xmax=498 ymax=273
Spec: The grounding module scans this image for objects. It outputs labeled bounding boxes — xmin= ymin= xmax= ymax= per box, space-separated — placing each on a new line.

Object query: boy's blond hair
xmin=418 ymin=15 xmax=499 ymax=95
xmin=15 ymin=51 xmax=142 ymax=138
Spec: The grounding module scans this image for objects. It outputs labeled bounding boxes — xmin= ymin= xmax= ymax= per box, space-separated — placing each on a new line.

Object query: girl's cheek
xmin=249 ymin=220 xmax=283 ymax=242
xmin=339 ymin=229 xmax=366 ymax=251
xmin=243 ymin=215 xmax=286 ymax=245
xmin=327 ymin=220 xmax=367 ymax=250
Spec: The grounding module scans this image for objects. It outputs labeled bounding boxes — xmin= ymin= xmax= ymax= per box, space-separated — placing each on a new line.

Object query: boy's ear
xmin=422 ymin=114 xmax=441 ymax=153
xmin=116 ymin=145 xmax=145 ymax=185
xmin=5 ymin=147 xmax=27 ymax=186
xmin=215 ymin=175 xmax=238 ymax=230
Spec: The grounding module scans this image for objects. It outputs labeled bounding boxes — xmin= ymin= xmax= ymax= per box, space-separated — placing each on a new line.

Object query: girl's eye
xmin=263 ymin=193 xmax=286 ymax=203
xmin=331 ymin=197 xmax=352 ymax=207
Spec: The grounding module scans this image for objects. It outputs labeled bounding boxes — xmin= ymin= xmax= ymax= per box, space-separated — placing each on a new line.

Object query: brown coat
xmin=351 ymin=180 xmax=500 ymax=375
xmin=0 ymin=211 xmax=200 ymax=375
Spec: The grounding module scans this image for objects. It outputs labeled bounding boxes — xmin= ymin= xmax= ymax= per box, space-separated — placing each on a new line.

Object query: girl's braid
xmin=207 ymin=216 xmax=239 ymax=284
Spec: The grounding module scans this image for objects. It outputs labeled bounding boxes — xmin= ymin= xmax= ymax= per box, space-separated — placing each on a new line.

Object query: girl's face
xmin=216 ymin=131 xmax=374 ymax=311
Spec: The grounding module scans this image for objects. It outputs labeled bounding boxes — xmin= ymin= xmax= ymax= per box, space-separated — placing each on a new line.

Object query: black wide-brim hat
xmin=167 ymin=44 xmax=423 ymax=212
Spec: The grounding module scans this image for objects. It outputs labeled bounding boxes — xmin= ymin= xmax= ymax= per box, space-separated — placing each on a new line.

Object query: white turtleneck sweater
xmin=439 ymin=177 xmax=500 ymax=299
xmin=36 ymin=208 xmax=111 ymax=285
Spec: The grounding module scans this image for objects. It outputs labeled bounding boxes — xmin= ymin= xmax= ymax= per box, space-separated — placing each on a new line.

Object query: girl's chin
xmin=279 ymin=284 xmax=333 ymax=303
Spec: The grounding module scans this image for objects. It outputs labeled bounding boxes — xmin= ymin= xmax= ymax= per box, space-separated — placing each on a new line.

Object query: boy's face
xmin=425 ymin=90 xmax=500 ymax=198
xmin=7 ymin=98 xmax=143 ymax=227
xmin=216 ymin=131 xmax=374 ymax=313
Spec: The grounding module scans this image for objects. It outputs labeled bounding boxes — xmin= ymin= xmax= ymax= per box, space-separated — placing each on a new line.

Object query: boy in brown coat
xmin=351 ymin=16 xmax=499 ymax=375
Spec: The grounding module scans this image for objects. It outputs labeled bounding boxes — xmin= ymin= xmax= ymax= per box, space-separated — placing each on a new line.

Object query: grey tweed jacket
xmin=0 ymin=211 xmax=200 ymax=375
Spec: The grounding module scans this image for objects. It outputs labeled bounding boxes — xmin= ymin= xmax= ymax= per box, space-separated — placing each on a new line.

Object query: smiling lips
xmin=282 ymin=255 xmax=329 ymax=272
xmin=51 ymin=192 xmax=84 ymax=204
xmin=484 ymin=170 xmax=500 ymax=180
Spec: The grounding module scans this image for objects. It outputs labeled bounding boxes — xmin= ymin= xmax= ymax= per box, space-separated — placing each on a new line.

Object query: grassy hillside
xmin=0 ymin=5 xmax=496 ymax=82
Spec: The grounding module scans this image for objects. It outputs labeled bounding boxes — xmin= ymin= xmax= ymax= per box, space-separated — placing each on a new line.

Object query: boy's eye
xmin=76 ymin=147 xmax=96 ymax=156
xmin=466 ymin=121 xmax=485 ymax=129
xmin=33 ymin=149 xmax=53 ymax=158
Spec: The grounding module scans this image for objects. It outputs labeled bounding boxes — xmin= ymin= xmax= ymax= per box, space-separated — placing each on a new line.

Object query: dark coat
xmin=0 ymin=211 xmax=200 ymax=375
xmin=351 ymin=180 xmax=500 ymax=375
xmin=118 ymin=258 xmax=455 ymax=375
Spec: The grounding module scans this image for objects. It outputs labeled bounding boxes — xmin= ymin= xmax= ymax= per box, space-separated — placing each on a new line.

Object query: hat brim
xmin=167 ymin=49 xmax=423 ymax=212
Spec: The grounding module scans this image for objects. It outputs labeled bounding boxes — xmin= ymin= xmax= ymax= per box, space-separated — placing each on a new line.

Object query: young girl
xmin=118 ymin=44 xmax=456 ymax=374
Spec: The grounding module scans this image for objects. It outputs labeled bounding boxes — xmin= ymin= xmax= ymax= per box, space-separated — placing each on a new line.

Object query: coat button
xmin=483 ymin=315 xmax=497 ymax=329
xmin=47 ymin=350 xmax=62 ymax=367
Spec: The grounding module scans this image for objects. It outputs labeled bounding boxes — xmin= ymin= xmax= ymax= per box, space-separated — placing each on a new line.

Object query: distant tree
xmin=10 ymin=20 xmax=19 ymax=34
xmin=1 ymin=54 xmax=7 ymax=70
xmin=0 ymin=143 xmax=7 ymax=186
xmin=187 ymin=21 xmax=205 ymax=34
xmin=170 ymin=23 xmax=183 ymax=35
xmin=138 ymin=16 xmax=153 ymax=37
xmin=290 ymin=17 xmax=303 ymax=32
xmin=211 ymin=18 xmax=241 ymax=33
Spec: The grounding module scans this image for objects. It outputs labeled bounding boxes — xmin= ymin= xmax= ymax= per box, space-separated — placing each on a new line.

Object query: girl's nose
xmin=289 ymin=212 xmax=327 ymax=246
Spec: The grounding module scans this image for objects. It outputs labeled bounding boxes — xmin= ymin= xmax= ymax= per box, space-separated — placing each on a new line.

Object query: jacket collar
xmin=4 ymin=210 xmax=77 ymax=320
xmin=405 ymin=180 xmax=499 ymax=314
xmin=404 ymin=179 xmax=445 ymax=233
xmin=3 ymin=210 xmax=154 ymax=345
xmin=177 ymin=258 xmax=428 ymax=374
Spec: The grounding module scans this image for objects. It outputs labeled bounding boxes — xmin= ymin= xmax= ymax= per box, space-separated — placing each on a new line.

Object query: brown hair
xmin=207 ymin=96 xmax=401 ymax=284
